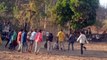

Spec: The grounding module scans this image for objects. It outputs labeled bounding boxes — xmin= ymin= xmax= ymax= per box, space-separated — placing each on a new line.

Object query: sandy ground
xmin=0 ymin=41 xmax=107 ymax=60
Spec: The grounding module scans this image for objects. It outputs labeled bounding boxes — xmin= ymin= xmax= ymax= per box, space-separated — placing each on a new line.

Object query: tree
xmin=54 ymin=0 xmax=74 ymax=27
xmin=13 ymin=6 xmax=20 ymax=19
xmin=29 ymin=0 xmax=54 ymax=29
xmin=29 ymin=0 xmax=45 ymax=28
xmin=12 ymin=0 xmax=46 ymax=29
xmin=70 ymin=0 xmax=99 ymax=29
xmin=0 ymin=2 xmax=7 ymax=17
xmin=54 ymin=0 xmax=99 ymax=30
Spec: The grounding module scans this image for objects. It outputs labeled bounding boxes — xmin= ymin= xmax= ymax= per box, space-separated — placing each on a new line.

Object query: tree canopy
xmin=54 ymin=0 xmax=99 ymax=30
xmin=0 ymin=0 xmax=99 ymax=30
xmin=54 ymin=0 xmax=74 ymax=27
xmin=0 ymin=2 xmax=7 ymax=17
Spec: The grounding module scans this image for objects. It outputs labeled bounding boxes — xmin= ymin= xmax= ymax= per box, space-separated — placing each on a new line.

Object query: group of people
xmin=3 ymin=29 xmax=42 ymax=54
xmin=2 ymin=28 xmax=89 ymax=55
xmin=56 ymin=29 xmax=89 ymax=54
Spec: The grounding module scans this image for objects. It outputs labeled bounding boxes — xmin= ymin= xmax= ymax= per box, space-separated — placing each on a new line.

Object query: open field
xmin=0 ymin=41 xmax=107 ymax=60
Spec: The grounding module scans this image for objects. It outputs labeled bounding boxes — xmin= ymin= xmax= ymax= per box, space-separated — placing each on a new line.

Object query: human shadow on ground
xmin=40 ymin=48 xmax=107 ymax=58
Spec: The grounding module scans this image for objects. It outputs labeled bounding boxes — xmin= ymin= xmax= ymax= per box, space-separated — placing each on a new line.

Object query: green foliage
xmin=70 ymin=0 xmax=99 ymax=29
xmin=13 ymin=6 xmax=20 ymax=19
xmin=1 ymin=0 xmax=16 ymax=14
xmin=0 ymin=2 xmax=7 ymax=15
xmin=55 ymin=0 xmax=74 ymax=26
xmin=0 ymin=0 xmax=99 ymax=30
xmin=54 ymin=0 xmax=99 ymax=30
xmin=29 ymin=0 xmax=45 ymax=17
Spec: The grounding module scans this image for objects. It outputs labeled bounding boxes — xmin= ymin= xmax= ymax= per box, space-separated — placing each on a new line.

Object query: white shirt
xmin=77 ymin=34 xmax=88 ymax=44
xmin=3 ymin=25 xmax=10 ymax=32
xmin=46 ymin=32 xmax=49 ymax=36
xmin=30 ymin=31 xmax=36 ymax=40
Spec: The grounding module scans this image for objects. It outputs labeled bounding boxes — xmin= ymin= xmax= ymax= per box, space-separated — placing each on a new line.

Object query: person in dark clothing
xmin=47 ymin=33 xmax=53 ymax=52
xmin=47 ymin=33 xmax=53 ymax=42
xmin=44 ymin=31 xmax=49 ymax=49
xmin=5 ymin=30 xmax=13 ymax=48
xmin=86 ymin=28 xmax=92 ymax=40
xmin=68 ymin=33 xmax=75 ymax=51
xmin=21 ymin=30 xmax=27 ymax=52
xmin=53 ymin=37 xmax=59 ymax=50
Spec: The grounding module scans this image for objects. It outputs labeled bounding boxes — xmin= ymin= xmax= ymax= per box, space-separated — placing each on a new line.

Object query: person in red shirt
xmin=17 ymin=29 xmax=23 ymax=52
xmin=34 ymin=29 xmax=42 ymax=54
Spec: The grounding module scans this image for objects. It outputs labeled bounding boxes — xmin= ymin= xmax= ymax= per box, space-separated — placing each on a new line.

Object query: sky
xmin=100 ymin=0 xmax=107 ymax=8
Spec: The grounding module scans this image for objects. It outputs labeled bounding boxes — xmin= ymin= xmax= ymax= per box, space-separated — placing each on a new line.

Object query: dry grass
xmin=0 ymin=41 xmax=107 ymax=60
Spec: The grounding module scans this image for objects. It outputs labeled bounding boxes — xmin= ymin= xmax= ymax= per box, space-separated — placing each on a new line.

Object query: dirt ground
xmin=0 ymin=41 xmax=107 ymax=60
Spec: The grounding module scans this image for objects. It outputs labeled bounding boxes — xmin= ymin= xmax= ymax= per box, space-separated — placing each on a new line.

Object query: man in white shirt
xmin=29 ymin=29 xmax=37 ymax=52
xmin=77 ymin=31 xmax=89 ymax=55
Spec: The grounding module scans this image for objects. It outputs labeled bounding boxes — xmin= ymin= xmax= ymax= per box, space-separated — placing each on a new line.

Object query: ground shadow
xmin=0 ymin=41 xmax=107 ymax=59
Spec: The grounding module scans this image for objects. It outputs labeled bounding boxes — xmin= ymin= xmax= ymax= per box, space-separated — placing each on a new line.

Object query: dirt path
xmin=0 ymin=41 xmax=107 ymax=60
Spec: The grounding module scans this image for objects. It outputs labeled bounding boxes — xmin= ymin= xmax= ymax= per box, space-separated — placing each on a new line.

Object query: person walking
xmin=57 ymin=29 xmax=65 ymax=50
xmin=5 ymin=30 xmax=13 ymax=48
xmin=29 ymin=29 xmax=37 ymax=52
xmin=42 ymin=30 xmax=47 ymax=48
xmin=9 ymin=30 xmax=17 ymax=50
xmin=34 ymin=29 xmax=42 ymax=54
xmin=68 ymin=32 xmax=75 ymax=51
xmin=77 ymin=31 xmax=89 ymax=55
xmin=11 ymin=30 xmax=17 ymax=50
xmin=21 ymin=30 xmax=27 ymax=52
xmin=44 ymin=31 xmax=49 ymax=49
xmin=27 ymin=30 xmax=32 ymax=52
xmin=47 ymin=32 xmax=53 ymax=52
xmin=17 ymin=29 xmax=23 ymax=52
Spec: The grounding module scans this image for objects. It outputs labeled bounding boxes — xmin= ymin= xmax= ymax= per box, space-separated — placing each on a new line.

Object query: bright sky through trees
xmin=100 ymin=0 xmax=107 ymax=8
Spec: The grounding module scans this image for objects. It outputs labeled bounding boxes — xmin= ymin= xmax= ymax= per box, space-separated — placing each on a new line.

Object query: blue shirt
xmin=68 ymin=34 xmax=75 ymax=43
xmin=21 ymin=32 xmax=27 ymax=43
